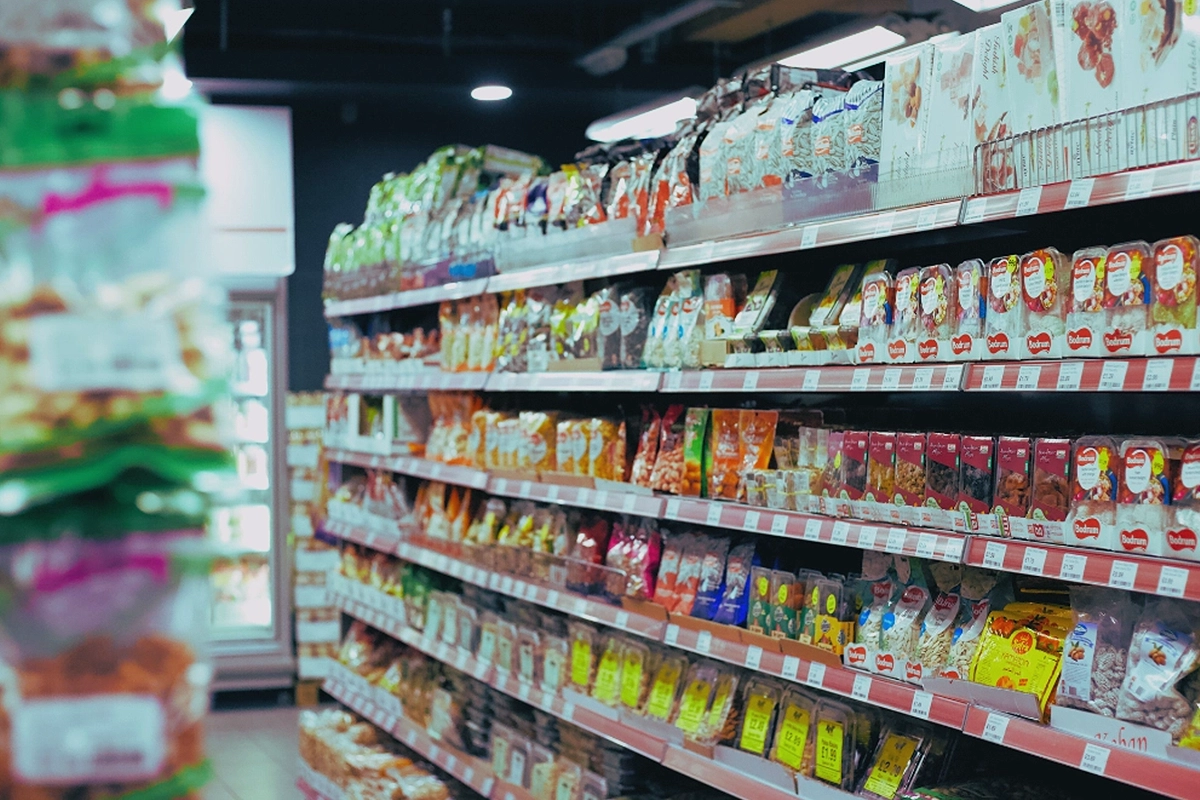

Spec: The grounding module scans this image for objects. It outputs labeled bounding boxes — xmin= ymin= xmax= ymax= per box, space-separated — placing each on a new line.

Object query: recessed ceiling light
xmin=471 ymin=85 xmax=513 ymax=102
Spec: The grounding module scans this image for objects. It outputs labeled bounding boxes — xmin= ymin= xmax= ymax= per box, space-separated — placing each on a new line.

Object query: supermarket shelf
xmin=484 ymin=370 xmax=662 ymax=393
xmin=658 ymin=364 xmax=965 ymax=393
xmin=962 ymin=707 xmax=1198 ymax=800
xmin=325 ymin=371 xmax=490 ymax=392
xmin=661 ymin=497 xmax=968 ymax=563
xmin=325 ymin=449 xmax=491 ymax=490
xmin=486 ymin=251 xmax=660 ymax=293
xmin=660 ymin=746 xmax=854 ymax=800
xmin=325 ymin=518 xmax=405 ymax=553
xmin=964 ymin=538 xmax=1197 ymax=601
xmin=325 ymin=670 xmax=498 ymax=797
xmin=960 ymin=160 xmax=1200 ymax=227
xmin=488 ymin=476 xmax=666 ymax=518
xmin=297 ymin=766 xmax=343 ymax=800
xmin=964 ymin=357 xmax=1200 ymax=392
xmin=658 ymin=200 xmax=963 ymax=270
xmin=324 ymin=278 xmax=492 ymax=317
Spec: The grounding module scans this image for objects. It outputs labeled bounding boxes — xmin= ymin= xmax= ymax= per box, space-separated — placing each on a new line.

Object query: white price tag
xmin=962 ymin=198 xmax=987 ymax=225
xmin=942 ymin=364 xmax=965 ymax=391
xmin=1080 ymin=743 xmax=1111 ymax=776
xmin=782 ymin=655 xmax=801 ymax=681
xmin=1192 ymin=360 xmax=1200 ymax=391
xmin=916 ymin=204 xmax=940 ymax=230
xmin=802 ymin=370 xmax=821 ymax=391
xmin=831 ymin=522 xmax=851 ymax=545
xmin=916 ymin=533 xmax=937 ymax=558
xmin=858 ymin=527 xmax=879 ymax=550
xmin=445 ymin=754 xmax=457 ymax=772
xmin=982 ymin=712 xmax=1009 ymax=743
xmin=1060 ymin=553 xmax=1088 ymax=582
xmin=772 ymin=514 xmax=790 ymax=536
xmin=698 ymin=372 xmax=714 ymax=391
xmin=745 ymin=645 xmax=763 ymax=670
xmin=800 ymin=225 xmax=820 ymax=249
xmin=546 ymin=590 xmax=560 ymax=607
xmin=615 ymin=610 xmax=631 ymax=629
xmin=912 ymin=368 xmax=934 ymax=391
xmin=1142 ymin=359 xmax=1173 ymax=391
xmin=622 ymin=494 xmax=638 ymax=513
xmin=518 ymin=481 xmax=533 ymax=498
xmin=664 ymin=372 xmax=682 ymax=391
xmin=500 ymin=576 xmax=515 ymax=595
xmin=406 ymin=729 xmax=419 ymax=746
xmin=1016 ymin=365 xmax=1042 ymax=390
xmin=1191 ymin=161 xmax=1200 ymax=192
xmin=1099 ymin=361 xmax=1128 ymax=390
xmin=1056 ymin=362 xmax=1083 ymax=391
xmin=1109 ymin=560 xmax=1138 ymax=590
xmin=744 ymin=510 xmax=761 ymax=531
xmin=545 ymin=484 xmax=560 ymax=502
xmin=885 ymin=528 xmax=908 ymax=553
xmin=518 ymin=683 xmax=532 ymax=701
xmin=666 ymin=498 xmax=682 ymax=518
xmin=742 ymin=371 xmax=760 ymax=391
xmin=881 ymin=369 xmax=902 ymax=390
xmin=573 ymin=598 xmax=588 ymax=616
xmin=851 ymin=369 xmax=871 ymax=392
xmin=1021 ymin=547 xmax=1048 ymax=575
xmin=706 ymin=504 xmax=724 ymax=526
xmin=805 ymin=661 xmax=826 ymax=688
xmin=983 ymin=540 xmax=1008 ymax=569
xmin=696 ymin=630 xmax=713 ymax=653
xmin=1125 ymin=171 xmax=1156 ymax=200
xmin=1015 ymin=186 xmax=1043 ymax=216
xmin=852 ymin=674 xmax=872 ymax=701
xmin=463 ymin=767 xmax=474 ymax=785
xmin=980 ymin=364 xmax=1005 ymax=391
xmin=1157 ymin=565 xmax=1189 ymax=598
xmin=874 ymin=212 xmax=896 ymax=237
xmin=562 ymin=702 xmax=575 ymax=721
xmin=1064 ymin=177 xmax=1095 ymax=209
xmin=666 ymin=624 xmax=680 ymax=646
xmin=29 ymin=313 xmax=188 ymax=394
xmin=804 ymin=520 xmax=823 ymax=541
xmin=910 ymin=691 xmax=933 ymax=720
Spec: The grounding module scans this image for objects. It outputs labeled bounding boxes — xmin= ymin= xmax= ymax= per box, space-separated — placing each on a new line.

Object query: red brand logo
xmin=1103 ymin=329 xmax=1133 ymax=352
xmin=905 ymin=662 xmax=924 ymax=680
xmin=901 ymin=586 xmax=925 ymax=603
xmin=1168 ymin=528 xmax=1198 ymax=552
xmin=1027 ymin=522 xmax=1047 ymax=539
xmin=888 ymin=340 xmax=907 ymax=359
xmin=918 ymin=340 xmax=939 ymax=359
xmin=875 ymin=653 xmax=895 ymax=673
xmin=1027 ymin=331 xmax=1053 ymax=355
xmin=934 ymin=593 xmax=959 ymax=612
xmin=1155 ymin=330 xmax=1183 ymax=354
xmin=986 ymin=332 xmax=1010 ymax=354
xmin=1011 ymin=631 xmax=1035 ymax=654
xmin=1120 ymin=529 xmax=1150 ymax=551
xmin=1072 ymin=517 xmax=1102 ymax=540
xmin=951 ymin=334 xmax=972 ymax=354
xmin=859 ymin=343 xmax=875 ymax=362
xmin=1067 ymin=329 xmax=1092 ymax=350
xmin=846 ymin=645 xmax=868 ymax=665
xmin=1127 ymin=450 xmax=1148 ymax=471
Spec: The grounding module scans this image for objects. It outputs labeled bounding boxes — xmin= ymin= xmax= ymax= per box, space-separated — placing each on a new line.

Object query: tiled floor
xmin=207 ymin=706 xmax=303 ymax=800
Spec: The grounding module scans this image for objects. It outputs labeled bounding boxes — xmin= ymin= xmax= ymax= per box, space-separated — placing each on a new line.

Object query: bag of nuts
xmin=1115 ymin=598 xmax=1200 ymax=739
xmin=1057 ymin=586 xmax=1136 ymax=717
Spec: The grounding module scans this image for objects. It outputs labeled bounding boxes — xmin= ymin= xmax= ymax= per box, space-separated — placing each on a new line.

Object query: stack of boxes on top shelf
xmin=287 ymin=392 xmax=342 ymax=689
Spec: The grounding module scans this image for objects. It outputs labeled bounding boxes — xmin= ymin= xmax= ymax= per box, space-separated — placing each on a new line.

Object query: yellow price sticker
xmin=647 ymin=663 xmax=682 ymax=720
xmin=706 ymin=677 xmax=734 ymax=732
xmin=775 ymin=705 xmax=812 ymax=769
xmin=675 ymin=679 xmax=712 ymax=734
xmin=862 ymin=733 xmax=919 ymax=800
xmin=620 ymin=652 xmax=644 ymax=709
xmin=592 ymin=650 xmax=621 ymax=704
xmin=738 ymin=694 xmax=777 ymax=756
xmin=815 ymin=720 xmax=845 ymax=785
xmin=570 ymin=640 xmax=592 ymax=688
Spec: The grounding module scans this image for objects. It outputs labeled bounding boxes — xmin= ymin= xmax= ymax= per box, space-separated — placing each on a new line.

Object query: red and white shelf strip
xmin=326 ymin=448 xmax=491 ymax=489
xmin=297 ymin=763 xmax=344 ymax=800
xmin=324 ymin=277 xmax=492 ymax=318
xmin=325 ymin=370 xmax=490 ymax=392
xmin=486 ymin=251 xmax=660 ymax=294
xmin=964 ymin=357 xmax=1200 ymax=392
xmin=659 ymin=364 xmax=966 ymax=394
xmin=484 ymin=370 xmax=663 ymax=393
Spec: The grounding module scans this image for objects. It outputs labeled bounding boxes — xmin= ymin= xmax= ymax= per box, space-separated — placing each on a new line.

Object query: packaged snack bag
xmin=643 ymin=653 xmax=688 ymax=721
xmin=567 ymin=622 xmax=598 ymax=693
xmin=812 ymin=700 xmax=857 ymax=790
xmin=840 ymin=429 xmax=870 ymax=508
xmin=681 ymin=407 xmax=711 ymax=497
xmin=643 ymin=279 xmax=676 ymax=370
xmin=713 ymin=540 xmax=757 ymax=626
xmin=1066 ymin=246 xmax=1108 ymax=357
xmin=618 ymin=639 xmax=655 ymax=713
xmin=993 ymin=436 xmax=1032 ymax=535
xmin=888 ymin=267 xmax=921 ymax=363
xmin=879 ymin=584 xmax=930 ymax=679
xmin=952 ymin=259 xmax=987 ymax=360
xmin=690 ymin=536 xmax=732 ymax=621
xmin=1021 ymin=247 xmax=1069 ymax=359
xmin=958 ymin=435 xmax=996 ymax=534
xmin=737 ymin=679 xmax=784 ymax=757
xmin=970 ymin=602 xmax=1071 ymax=718
xmin=770 ymin=687 xmax=819 ymax=774
xmin=1167 ymin=439 xmax=1200 ymax=561
xmin=1101 ymin=241 xmax=1152 ymax=356
xmin=629 ymin=407 xmax=661 ymax=488
xmin=771 ymin=570 xmax=802 ymax=640
xmin=1115 ymin=598 xmax=1200 ymax=739
xmin=1116 ymin=438 xmax=1176 ymax=557
xmin=917 ymin=263 xmax=956 ymax=362
xmin=984 ymin=254 xmax=1023 ymax=359
xmin=650 ymin=405 xmax=687 ymax=494
xmin=856 ymin=723 xmax=937 ymax=800
xmin=1066 ymin=436 xmax=1118 ymax=550
xmin=619 ymin=286 xmax=653 ymax=369
xmin=672 ymin=661 xmax=719 ymax=736
xmin=895 ymin=432 xmax=927 ymax=522
xmin=1057 ymin=586 xmax=1135 ymax=717
xmin=865 ymin=431 xmax=898 ymax=522
xmin=857 ymin=270 xmax=894 ymax=364
xmin=845 ymin=80 xmax=885 ymax=175
xmin=1150 ymin=235 xmax=1200 ymax=355
xmin=590 ymin=635 xmax=625 ymax=707
xmin=924 ymin=433 xmax=961 ymax=518
xmin=672 ymin=534 xmax=706 ymax=614
xmin=1015 ymin=437 xmax=1071 ymax=542
xmin=707 ymin=409 xmax=743 ymax=501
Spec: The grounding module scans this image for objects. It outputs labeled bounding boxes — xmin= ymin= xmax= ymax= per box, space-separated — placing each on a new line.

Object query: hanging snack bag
xmin=1116 ymin=438 xmax=1175 ymax=557
xmin=650 ymin=404 xmax=687 ymax=495
xmin=953 ymin=259 xmax=987 ymax=359
xmin=1150 ymin=235 xmax=1200 ymax=355
xmin=1066 ymin=246 xmax=1108 ymax=358
xmin=917 ymin=263 xmax=957 ymax=362
xmin=737 ymin=679 xmax=784 ymax=757
xmin=681 ymin=407 xmax=711 ymax=497
xmin=770 ymin=687 xmax=819 ymax=774
xmin=812 ymin=700 xmax=857 ymax=790
xmin=672 ymin=534 xmax=706 ymax=615
xmin=1167 ymin=439 xmax=1200 ymax=561
xmin=630 ymin=406 xmax=662 ymax=488
xmin=865 ymin=431 xmax=899 ymax=523
xmin=812 ymin=575 xmax=853 ymax=655
xmin=888 ymin=267 xmax=921 ymax=363
xmin=1066 ymin=436 xmax=1118 ymax=550
xmin=857 ymin=270 xmax=894 ymax=364
xmin=984 ymin=254 xmax=1023 ymax=359
xmin=644 ymin=652 xmax=689 ymax=721
xmin=707 ymin=409 xmax=743 ymax=501
xmin=1115 ymin=598 xmax=1200 ymax=739
xmin=691 ymin=536 xmax=732 ymax=621
xmin=619 ymin=286 xmax=653 ymax=369
xmin=958 ymin=435 xmax=997 ymax=534
xmin=895 ymin=432 xmax=927 ymax=524
xmin=1020 ymin=247 xmax=1069 ymax=359
xmin=733 ymin=270 xmax=782 ymax=338
xmin=811 ymin=94 xmax=849 ymax=178
xmin=841 ymin=429 xmax=870 ymax=515
xmin=666 ymin=270 xmax=703 ymax=369
xmin=739 ymin=409 xmax=780 ymax=502
xmin=970 ymin=602 xmax=1071 ymax=717
xmin=643 ymin=279 xmax=677 ymax=369
xmin=914 ymin=592 xmax=961 ymax=681
xmin=845 ymin=80 xmax=885 ymax=175
xmin=1012 ymin=437 xmax=1070 ymax=542
xmin=1101 ymin=241 xmax=1152 ymax=356
xmin=596 ymin=286 xmax=623 ymax=370
xmin=1057 ymin=586 xmax=1136 ymax=717
xmin=879 ymin=584 xmax=931 ymax=680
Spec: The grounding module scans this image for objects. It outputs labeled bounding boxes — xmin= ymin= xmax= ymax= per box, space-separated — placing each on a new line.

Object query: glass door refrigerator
xmin=209 ymin=283 xmax=295 ymax=690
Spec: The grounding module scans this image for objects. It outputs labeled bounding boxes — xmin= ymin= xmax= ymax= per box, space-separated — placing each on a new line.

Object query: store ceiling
xmin=182 ymin=0 xmax=874 ymax=101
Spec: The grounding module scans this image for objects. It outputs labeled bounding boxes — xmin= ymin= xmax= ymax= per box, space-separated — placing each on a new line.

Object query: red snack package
xmin=895 ymin=432 xmax=927 ymax=510
xmin=925 ymin=433 xmax=961 ymax=511
xmin=630 ymin=407 xmax=662 ymax=487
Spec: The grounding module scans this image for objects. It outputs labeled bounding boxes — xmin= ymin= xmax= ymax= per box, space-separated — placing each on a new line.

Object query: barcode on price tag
xmin=910 ymin=691 xmax=933 ymax=720
xmin=1016 ymin=365 xmax=1041 ymax=390
xmin=699 ymin=372 xmax=714 ymax=391
xmin=666 ymin=624 xmax=680 ymax=645
xmin=942 ymin=364 xmax=964 ymax=390
xmin=803 ymin=370 xmax=821 ymax=391
xmin=744 ymin=510 xmax=761 ymax=531
xmin=696 ymin=631 xmax=712 ymax=653
xmin=1157 ymin=566 xmax=1189 ymax=598
xmin=1057 ymin=361 xmax=1083 ymax=391
xmin=666 ymin=499 xmax=681 ymax=518
xmin=916 ymin=204 xmax=940 ymax=230
xmin=980 ymin=364 xmax=1005 ymax=391
xmin=804 ymin=520 xmax=823 ymax=541
xmin=1080 ymin=743 xmax=1110 ymax=775
xmin=1109 ymin=560 xmax=1138 ymax=589
xmin=801 ymin=225 xmax=819 ymax=249
xmin=1125 ymin=171 xmax=1155 ymax=200
xmin=851 ymin=369 xmax=871 ymax=391
xmin=1021 ymin=547 xmax=1047 ymax=575
xmin=858 ymin=527 xmax=879 ymax=550
xmin=772 ymin=514 xmax=789 ymax=536
xmin=831 ymin=522 xmax=851 ymax=545
xmin=706 ymin=504 xmax=724 ymax=526
xmin=852 ymin=675 xmax=872 ymax=701
xmin=745 ymin=645 xmax=763 ymax=670
xmin=1015 ymin=186 xmax=1043 ymax=216
xmin=962 ymin=198 xmax=987 ymax=224
xmin=916 ymin=533 xmax=937 ymax=558
xmin=1065 ymin=177 xmax=1095 ymax=209
xmin=912 ymin=368 xmax=934 ymax=391
xmin=782 ymin=655 xmax=801 ymax=681
xmin=983 ymin=540 xmax=1007 ymax=569
xmin=885 ymin=528 xmax=908 ymax=553
xmin=1060 ymin=553 xmax=1088 ymax=582
xmin=1142 ymin=359 xmax=1173 ymax=391
xmin=882 ymin=368 xmax=902 ymax=390
xmin=806 ymin=661 xmax=825 ymax=688
xmin=1099 ymin=360 xmax=1128 ymax=390
xmin=982 ymin=712 xmax=1009 ymax=743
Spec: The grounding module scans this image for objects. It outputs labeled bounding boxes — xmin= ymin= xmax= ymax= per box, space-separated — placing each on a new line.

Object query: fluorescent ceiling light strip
xmin=949 ymin=0 xmax=1024 ymax=11
xmin=587 ymin=96 xmax=698 ymax=142
xmin=778 ymin=25 xmax=907 ymax=69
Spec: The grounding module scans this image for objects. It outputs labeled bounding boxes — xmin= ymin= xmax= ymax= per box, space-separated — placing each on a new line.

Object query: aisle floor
xmin=207 ymin=706 xmax=303 ymax=800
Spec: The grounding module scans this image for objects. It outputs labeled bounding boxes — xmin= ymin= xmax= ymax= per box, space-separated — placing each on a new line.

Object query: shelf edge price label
xmin=981 ymin=712 xmax=1009 ymax=744
xmin=696 ymin=630 xmax=713 ymax=653
xmin=666 ymin=498 xmax=682 ymax=519
xmin=664 ymin=372 xmax=682 ymax=392
xmin=804 ymin=661 xmax=824 ymax=688
xmin=983 ymin=540 xmax=1008 ymax=569
xmin=942 ymin=364 xmax=964 ymax=390
xmin=885 ymin=528 xmax=908 ymax=554
xmin=1142 ymin=359 xmax=1173 ymax=391
xmin=771 ymin=514 xmax=790 ymax=536
xmin=1015 ymin=185 xmax=1043 ymax=216
xmin=1060 ymin=552 xmax=1088 ymax=582
xmin=1064 ymin=177 xmax=1095 ymax=209
xmin=706 ymin=503 xmax=724 ymax=526
xmin=800 ymin=225 xmax=819 ymax=249
xmin=1157 ymin=565 xmax=1189 ymax=598
xmin=782 ymin=655 xmax=801 ymax=681
xmin=802 ymin=370 xmax=821 ymax=391
xmin=492 ymin=478 xmax=508 ymax=495
xmin=745 ymin=645 xmax=763 ymax=670
xmin=615 ymin=610 xmax=630 ymax=629
xmin=1125 ymin=171 xmax=1156 ymax=200
xmin=916 ymin=204 xmax=940 ymax=231
xmin=698 ymin=372 xmax=714 ymax=391
xmin=874 ymin=211 xmax=896 ymax=237
xmin=831 ymin=521 xmax=851 ymax=545
xmin=912 ymin=368 xmax=934 ymax=391
xmin=851 ymin=368 xmax=871 ymax=392
xmin=881 ymin=368 xmax=902 ymax=390
xmin=744 ymin=510 xmax=762 ymax=531
xmin=980 ymin=364 xmax=1005 ymax=391
xmin=622 ymin=494 xmax=638 ymax=513
xmin=1056 ymin=361 xmax=1084 ymax=391
xmin=910 ymin=691 xmax=933 ymax=720
xmin=1099 ymin=360 xmax=1129 ymax=390
xmin=1109 ymin=559 xmax=1138 ymax=590
xmin=962 ymin=197 xmax=987 ymax=225
xmin=1016 ymin=365 xmax=1042 ymax=390
xmin=666 ymin=624 xmax=680 ymax=646
xmin=858 ymin=526 xmax=879 ymax=550
xmin=545 ymin=484 xmax=560 ymax=502
xmin=742 ymin=371 xmax=760 ymax=391
xmin=804 ymin=519 xmax=823 ymax=541
xmin=1080 ymin=743 xmax=1111 ymax=776
xmin=851 ymin=674 xmax=872 ymax=701
xmin=1020 ymin=547 xmax=1047 ymax=576
xmin=915 ymin=533 xmax=937 ymax=558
